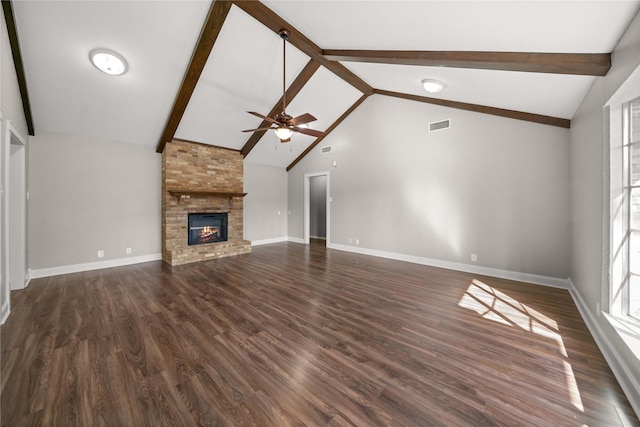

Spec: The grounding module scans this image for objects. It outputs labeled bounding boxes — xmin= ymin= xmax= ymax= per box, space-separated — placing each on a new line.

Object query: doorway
xmin=7 ymin=122 xmax=27 ymax=292
xmin=0 ymin=112 xmax=4 ymax=322
xmin=303 ymin=172 xmax=329 ymax=245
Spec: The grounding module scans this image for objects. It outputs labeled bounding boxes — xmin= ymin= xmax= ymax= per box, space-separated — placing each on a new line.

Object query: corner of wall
xmin=567 ymin=278 xmax=640 ymax=418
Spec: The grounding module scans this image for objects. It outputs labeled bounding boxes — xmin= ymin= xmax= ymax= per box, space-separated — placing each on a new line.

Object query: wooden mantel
xmin=167 ymin=188 xmax=247 ymax=202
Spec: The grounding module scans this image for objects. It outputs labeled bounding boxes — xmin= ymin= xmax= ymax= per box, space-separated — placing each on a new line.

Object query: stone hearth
xmin=162 ymin=140 xmax=251 ymax=266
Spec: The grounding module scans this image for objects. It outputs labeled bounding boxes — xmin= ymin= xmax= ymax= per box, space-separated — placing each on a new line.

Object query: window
xmin=606 ymin=65 xmax=640 ymax=361
xmin=613 ymin=97 xmax=640 ymax=322
xmin=628 ymin=98 xmax=640 ymax=320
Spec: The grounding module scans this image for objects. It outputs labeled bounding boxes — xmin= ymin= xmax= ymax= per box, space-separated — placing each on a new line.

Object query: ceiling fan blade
xmin=290 ymin=113 xmax=317 ymax=126
xmin=247 ymin=111 xmax=280 ymax=125
xmin=241 ymin=127 xmax=276 ymax=133
xmin=292 ymin=127 xmax=325 ymax=138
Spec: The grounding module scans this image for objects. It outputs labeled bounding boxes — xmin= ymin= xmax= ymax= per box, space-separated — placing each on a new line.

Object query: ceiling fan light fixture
xmin=275 ymin=126 xmax=293 ymax=141
xmin=241 ymin=29 xmax=325 ymax=142
xmin=422 ymin=79 xmax=446 ymax=93
xmin=90 ymin=49 xmax=127 ymax=75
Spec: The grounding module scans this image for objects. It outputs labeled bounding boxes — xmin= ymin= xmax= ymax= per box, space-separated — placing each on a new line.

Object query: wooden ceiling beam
xmin=2 ymin=0 xmax=35 ymax=135
xmin=241 ymin=60 xmax=320 ymax=157
xmin=322 ymin=50 xmax=611 ymax=76
xmin=155 ymin=0 xmax=232 ymax=153
xmin=287 ymin=94 xmax=370 ymax=171
xmin=375 ymin=89 xmax=570 ymax=128
xmin=231 ymin=1 xmax=374 ymax=95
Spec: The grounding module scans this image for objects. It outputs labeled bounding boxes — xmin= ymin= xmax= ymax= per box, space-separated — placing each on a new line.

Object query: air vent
xmin=429 ymin=119 xmax=451 ymax=132
xmin=321 ymin=146 xmax=332 ymax=154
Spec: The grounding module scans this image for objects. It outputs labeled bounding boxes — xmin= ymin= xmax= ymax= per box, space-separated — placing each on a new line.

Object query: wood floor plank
xmin=1 ymin=242 xmax=638 ymax=426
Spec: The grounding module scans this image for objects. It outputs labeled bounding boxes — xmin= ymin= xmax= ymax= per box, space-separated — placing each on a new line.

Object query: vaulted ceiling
xmin=8 ymin=1 xmax=640 ymax=169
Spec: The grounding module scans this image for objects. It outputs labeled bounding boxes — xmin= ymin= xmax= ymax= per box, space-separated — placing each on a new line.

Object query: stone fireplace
xmin=162 ymin=140 xmax=251 ymax=266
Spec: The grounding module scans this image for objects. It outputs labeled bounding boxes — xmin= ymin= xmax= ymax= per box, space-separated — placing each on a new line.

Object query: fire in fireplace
xmin=188 ymin=213 xmax=228 ymax=245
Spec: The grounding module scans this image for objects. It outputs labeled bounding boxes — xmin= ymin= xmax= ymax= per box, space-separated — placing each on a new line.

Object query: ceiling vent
xmin=429 ymin=119 xmax=451 ymax=132
xmin=321 ymin=146 xmax=332 ymax=154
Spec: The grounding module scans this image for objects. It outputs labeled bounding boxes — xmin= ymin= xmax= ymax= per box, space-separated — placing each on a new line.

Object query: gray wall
xmin=244 ymin=161 xmax=288 ymax=243
xmin=570 ymin=8 xmax=640 ymax=405
xmin=28 ymin=132 xmax=161 ymax=269
xmin=289 ymin=94 xmax=571 ymax=279
xmin=310 ymin=175 xmax=326 ymax=238
xmin=1 ymin=9 xmax=28 ymax=139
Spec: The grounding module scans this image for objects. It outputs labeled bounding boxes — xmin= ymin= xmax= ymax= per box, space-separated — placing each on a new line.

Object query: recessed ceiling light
xmin=90 ymin=49 xmax=127 ymax=76
xmin=422 ymin=79 xmax=446 ymax=93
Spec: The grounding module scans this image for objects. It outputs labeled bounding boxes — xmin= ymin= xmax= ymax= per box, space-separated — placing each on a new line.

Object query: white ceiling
xmin=12 ymin=0 xmax=211 ymax=147
xmin=11 ymin=1 xmax=640 ymax=168
xmin=175 ymin=5 xmax=312 ymax=151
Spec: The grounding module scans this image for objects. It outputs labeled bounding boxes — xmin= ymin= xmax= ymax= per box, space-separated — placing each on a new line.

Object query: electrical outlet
xmin=356 ymin=239 xmax=360 ymax=245
xmin=277 ymin=210 xmax=281 ymax=215
xmin=348 ymin=238 xmax=352 ymax=244
xmin=126 ymin=248 xmax=132 ymax=255
xmin=98 ymin=250 xmax=104 ymax=258
xmin=471 ymin=253 xmax=478 ymax=262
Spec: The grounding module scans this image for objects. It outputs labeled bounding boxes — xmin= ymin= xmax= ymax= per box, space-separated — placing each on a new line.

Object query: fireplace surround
xmin=162 ymin=140 xmax=251 ymax=266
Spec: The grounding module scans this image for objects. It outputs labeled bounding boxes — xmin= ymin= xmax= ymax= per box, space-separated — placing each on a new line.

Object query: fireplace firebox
xmin=188 ymin=213 xmax=228 ymax=245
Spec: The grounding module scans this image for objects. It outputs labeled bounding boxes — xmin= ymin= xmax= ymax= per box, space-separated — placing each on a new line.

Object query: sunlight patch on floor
xmin=458 ymin=279 xmax=584 ymax=412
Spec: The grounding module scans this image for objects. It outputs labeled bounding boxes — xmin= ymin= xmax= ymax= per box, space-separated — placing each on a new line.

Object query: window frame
xmin=619 ymin=96 xmax=640 ymax=323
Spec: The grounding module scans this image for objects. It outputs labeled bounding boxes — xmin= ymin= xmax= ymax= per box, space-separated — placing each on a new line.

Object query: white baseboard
xmin=310 ymin=235 xmax=326 ymax=240
xmin=1 ymin=301 xmax=9 ymax=325
xmin=30 ymin=253 xmax=162 ymax=279
xmin=567 ymin=278 xmax=640 ymax=418
xmin=288 ymin=237 xmax=305 ymax=244
xmin=327 ymin=243 xmax=569 ymax=289
xmin=250 ymin=237 xmax=289 ymax=246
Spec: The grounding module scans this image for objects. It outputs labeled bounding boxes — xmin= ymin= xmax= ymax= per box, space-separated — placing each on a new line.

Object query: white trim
xmin=251 ymin=237 xmax=288 ymax=246
xmin=288 ymin=236 xmax=305 ymax=244
xmin=327 ymin=242 xmax=570 ymax=289
xmin=567 ymin=278 xmax=640 ymax=418
xmin=1 ymin=301 xmax=9 ymax=325
xmin=30 ymin=253 xmax=162 ymax=279
xmin=310 ymin=235 xmax=326 ymax=240
xmin=0 ymin=109 xmax=6 ymax=325
xmin=6 ymin=121 xmax=27 ymax=291
xmin=2 ymin=121 xmax=10 ymax=295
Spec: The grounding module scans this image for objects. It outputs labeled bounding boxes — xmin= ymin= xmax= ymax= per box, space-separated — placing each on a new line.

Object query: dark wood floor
xmin=1 ymin=242 xmax=638 ymax=426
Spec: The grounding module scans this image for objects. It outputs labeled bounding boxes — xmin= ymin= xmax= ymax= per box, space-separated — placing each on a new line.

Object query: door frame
xmin=303 ymin=172 xmax=330 ymax=245
xmin=0 ymin=110 xmax=7 ymax=323
xmin=6 ymin=120 xmax=27 ymax=292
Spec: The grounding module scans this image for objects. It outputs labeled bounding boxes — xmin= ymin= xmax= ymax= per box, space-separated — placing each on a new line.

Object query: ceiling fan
xmin=242 ymin=29 xmax=325 ymax=143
